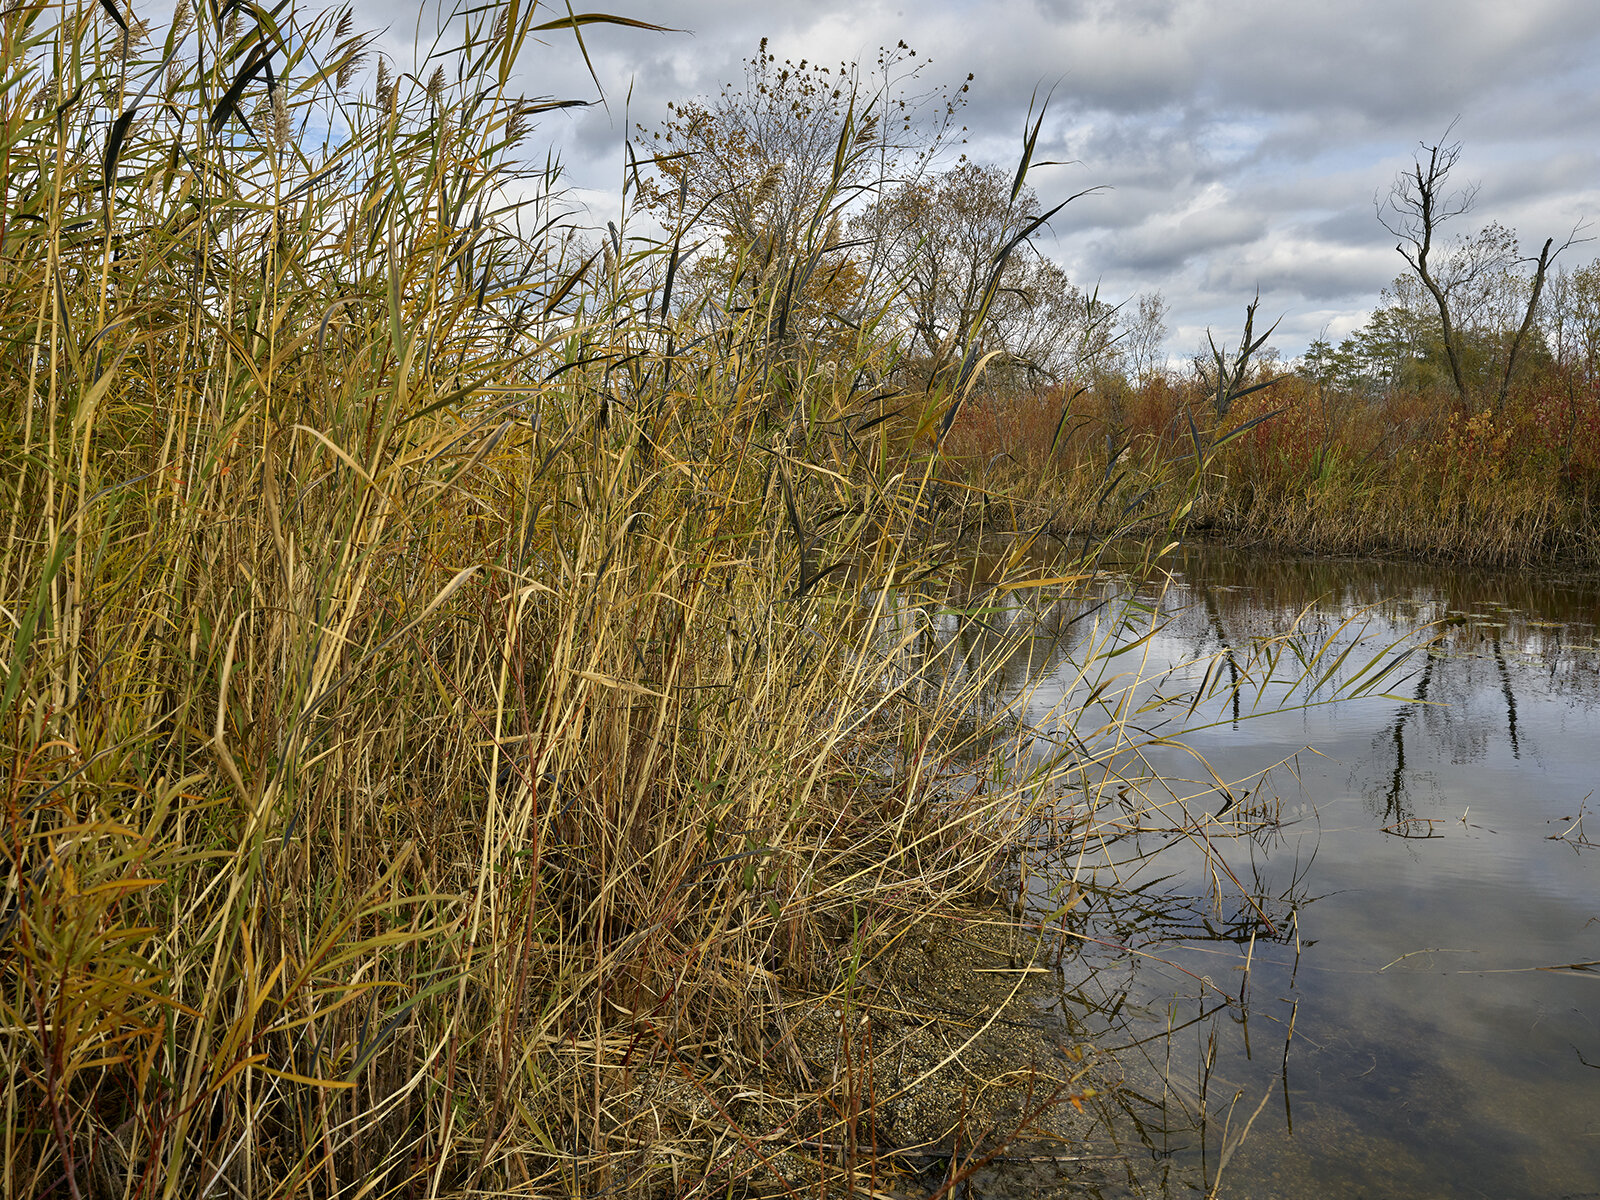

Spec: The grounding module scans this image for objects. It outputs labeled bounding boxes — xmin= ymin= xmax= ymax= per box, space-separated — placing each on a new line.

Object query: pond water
xmin=963 ymin=546 xmax=1600 ymax=1198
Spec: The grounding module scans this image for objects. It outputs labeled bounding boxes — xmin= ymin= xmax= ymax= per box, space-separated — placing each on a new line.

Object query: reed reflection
xmin=894 ymin=541 xmax=1600 ymax=1199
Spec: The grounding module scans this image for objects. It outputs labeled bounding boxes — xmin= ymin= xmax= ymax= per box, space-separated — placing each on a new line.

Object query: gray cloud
xmin=1307 ymin=207 xmax=1387 ymax=250
xmin=1202 ymin=240 xmax=1397 ymax=303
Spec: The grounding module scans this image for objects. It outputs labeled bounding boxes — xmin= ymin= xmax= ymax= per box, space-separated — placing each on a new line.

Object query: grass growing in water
xmin=0 ymin=3 xmax=1403 ymax=1195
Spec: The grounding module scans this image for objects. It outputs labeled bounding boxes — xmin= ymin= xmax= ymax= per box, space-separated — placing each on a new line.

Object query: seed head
xmin=336 ymin=45 xmax=365 ymax=91
xmin=271 ymin=86 xmax=291 ymax=151
xmin=506 ymin=103 xmax=528 ymax=147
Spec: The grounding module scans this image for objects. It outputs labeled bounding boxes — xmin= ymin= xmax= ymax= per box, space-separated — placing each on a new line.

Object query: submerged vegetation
xmin=0 ymin=2 xmax=1541 ymax=1198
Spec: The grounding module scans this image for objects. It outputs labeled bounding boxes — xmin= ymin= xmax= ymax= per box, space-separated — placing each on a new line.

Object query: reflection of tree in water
xmin=1364 ymin=629 xmax=1542 ymax=820
xmin=938 ymin=542 xmax=1600 ymax=1198
xmin=1164 ymin=543 xmax=1600 ymax=640
xmin=913 ymin=542 xmax=1598 ymax=834
xmin=1490 ymin=634 xmax=1520 ymax=759
xmin=1201 ymin=588 xmax=1242 ymax=730
xmin=1370 ymin=648 xmax=1436 ymax=823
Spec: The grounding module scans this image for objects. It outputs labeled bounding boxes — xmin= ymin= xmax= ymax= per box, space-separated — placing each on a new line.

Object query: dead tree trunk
xmin=1379 ymin=136 xmax=1476 ymax=407
xmin=1497 ymin=237 xmax=1554 ymax=413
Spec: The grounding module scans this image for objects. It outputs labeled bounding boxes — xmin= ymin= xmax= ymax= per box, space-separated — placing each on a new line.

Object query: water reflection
xmin=928 ymin=545 xmax=1600 ymax=1199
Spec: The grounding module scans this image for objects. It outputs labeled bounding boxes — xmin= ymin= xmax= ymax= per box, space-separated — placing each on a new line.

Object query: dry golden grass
xmin=0 ymin=4 xmax=1195 ymax=1195
xmin=944 ymin=371 xmax=1600 ymax=567
xmin=1 ymin=5 xmax=1424 ymax=1196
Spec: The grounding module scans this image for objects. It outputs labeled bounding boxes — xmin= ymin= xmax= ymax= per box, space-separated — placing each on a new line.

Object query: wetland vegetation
xmin=2 ymin=2 xmax=1596 ymax=1198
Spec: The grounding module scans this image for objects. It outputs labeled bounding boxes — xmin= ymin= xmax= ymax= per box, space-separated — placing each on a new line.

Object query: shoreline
xmin=998 ymin=513 xmax=1600 ymax=578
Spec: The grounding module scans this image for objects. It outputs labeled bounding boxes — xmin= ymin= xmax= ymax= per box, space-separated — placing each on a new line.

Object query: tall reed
xmin=1 ymin=3 xmax=1336 ymax=1196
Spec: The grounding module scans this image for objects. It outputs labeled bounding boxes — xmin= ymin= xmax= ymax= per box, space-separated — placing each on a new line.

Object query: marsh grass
xmin=949 ymin=369 xmax=1600 ymax=567
xmin=0 ymin=3 xmax=1408 ymax=1196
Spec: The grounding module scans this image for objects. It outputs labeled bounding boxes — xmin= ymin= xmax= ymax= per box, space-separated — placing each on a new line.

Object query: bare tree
xmin=853 ymin=161 xmax=1114 ymax=389
xmin=853 ymin=162 xmax=1039 ymax=364
xmin=634 ymin=41 xmax=968 ymax=355
xmin=1381 ymin=132 xmax=1584 ymax=410
xmin=1498 ymin=236 xmax=1555 ymax=411
xmin=1378 ymin=132 xmax=1477 ymax=405
xmin=1545 ymin=259 xmax=1600 ymax=379
xmin=1125 ymin=290 xmax=1170 ymax=381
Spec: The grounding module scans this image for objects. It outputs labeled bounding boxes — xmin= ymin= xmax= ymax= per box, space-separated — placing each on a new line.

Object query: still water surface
xmin=976 ymin=548 xmax=1600 ymax=1198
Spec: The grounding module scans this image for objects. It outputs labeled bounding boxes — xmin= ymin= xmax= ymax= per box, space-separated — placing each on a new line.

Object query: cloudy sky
xmin=355 ymin=0 xmax=1600 ymax=361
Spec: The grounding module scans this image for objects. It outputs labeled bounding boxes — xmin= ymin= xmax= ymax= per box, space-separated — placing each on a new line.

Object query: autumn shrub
xmin=944 ymin=359 xmax=1600 ymax=565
